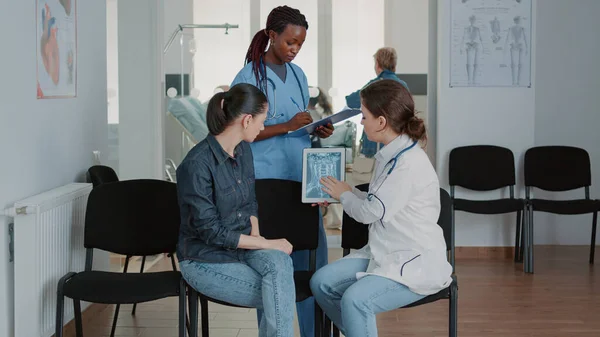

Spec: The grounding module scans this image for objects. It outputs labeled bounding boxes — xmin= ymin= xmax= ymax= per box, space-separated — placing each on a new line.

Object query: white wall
xmin=384 ymin=0 xmax=431 ymax=161
xmin=533 ymin=0 xmax=600 ymax=245
xmin=385 ymin=0 xmax=429 ymax=74
xmin=435 ymin=0 xmax=600 ymax=247
xmin=164 ymin=0 xmax=193 ymax=76
xmin=0 ymin=1 xmax=108 ymax=335
xmin=435 ymin=0 xmax=537 ymax=247
xmin=118 ymin=0 xmax=165 ymax=180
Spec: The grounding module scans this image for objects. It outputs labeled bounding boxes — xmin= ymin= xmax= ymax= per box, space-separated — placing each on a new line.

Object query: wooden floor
xmin=62 ymin=246 xmax=599 ymax=337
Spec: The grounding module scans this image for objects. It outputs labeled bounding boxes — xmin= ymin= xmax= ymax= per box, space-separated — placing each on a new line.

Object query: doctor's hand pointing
xmin=320 ymin=176 xmax=352 ymax=201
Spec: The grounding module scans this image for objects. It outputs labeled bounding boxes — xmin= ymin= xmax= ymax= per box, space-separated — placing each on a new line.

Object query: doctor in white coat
xmin=310 ymin=79 xmax=453 ymax=337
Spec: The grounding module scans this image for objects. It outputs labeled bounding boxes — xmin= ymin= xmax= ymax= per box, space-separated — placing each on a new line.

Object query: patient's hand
xmin=267 ymin=239 xmax=293 ymax=255
xmin=311 ymin=201 xmax=330 ymax=207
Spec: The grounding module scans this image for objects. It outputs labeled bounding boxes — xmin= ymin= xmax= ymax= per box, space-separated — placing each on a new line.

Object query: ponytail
xmin=245 ymin=30 xmax=270 ymax=92
xmin=404 ymin=114 xmax=427 ymax=145
xmin=206 ymin=92 xmax=228 ymax=135
xmin=205 ymin=84 xmax=268 ymax=136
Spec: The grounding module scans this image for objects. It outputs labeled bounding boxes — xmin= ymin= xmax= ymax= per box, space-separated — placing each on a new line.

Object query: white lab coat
xmin=340 ymin=134 xmax=453 ymax=296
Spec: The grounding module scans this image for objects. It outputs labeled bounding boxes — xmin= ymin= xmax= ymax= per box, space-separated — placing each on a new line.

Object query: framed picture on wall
xmin=36 ymin=0 xmax=77 ymax=98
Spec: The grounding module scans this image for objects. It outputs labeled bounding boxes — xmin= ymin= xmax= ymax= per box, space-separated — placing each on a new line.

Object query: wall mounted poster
xmin=450 ymin=0 xmax=532 ymax=87
xmin=37 ymin=0 xmax=77 ymax=98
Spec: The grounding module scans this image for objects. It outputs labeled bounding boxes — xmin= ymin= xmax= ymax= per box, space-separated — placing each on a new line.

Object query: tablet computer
xmin=288 ymin=108 xmax=362 ymax=138
xmin=302 ymin=148 xmax=346 ymax=203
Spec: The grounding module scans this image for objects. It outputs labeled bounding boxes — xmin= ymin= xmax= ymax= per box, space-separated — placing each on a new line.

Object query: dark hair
xmin=360 ymin=79 xmax=427 ymax=143
xmin=206 ymin=83 xmax=267 ymax=135
xmin=244 ymin=6 xmax=309 ymax=93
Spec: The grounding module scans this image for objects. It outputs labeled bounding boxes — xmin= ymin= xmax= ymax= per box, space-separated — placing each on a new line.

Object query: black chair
xmin=55 ymin=180 xmax=187 ymax=337
xmin=330 ymin=187 xmax=458 ymax=337
xmin=449 ymin=145 xmax=526 ymax=264
xmin=523 ymin=146 xmax=600 ymax=273
xmin=186 ymin=179 xmax=324 ymax=337
xmin=86 ymin=165 xmax=175 ymax=335
xmin=87 ymin=165 xmax=119 ymax=188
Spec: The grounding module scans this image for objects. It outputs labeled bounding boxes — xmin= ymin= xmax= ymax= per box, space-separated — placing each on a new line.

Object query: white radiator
xmin=10 ymin=183 xmax=92 ymax=337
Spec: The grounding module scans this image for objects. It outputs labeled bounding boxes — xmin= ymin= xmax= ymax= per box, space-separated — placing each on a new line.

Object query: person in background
xmin=230 ymin=6 xmax=333 ymax=337
xmin=345 ymin=47 xmax=408 ymax=158
xmin=312 ymin=79 xmax=452 ymax=337
xmin=176 ymin=83 xmax=296 ymax=337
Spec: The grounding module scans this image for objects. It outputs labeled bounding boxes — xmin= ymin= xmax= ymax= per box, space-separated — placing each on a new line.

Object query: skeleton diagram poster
xmin=450 ymin=0 xmax=531 ymax=87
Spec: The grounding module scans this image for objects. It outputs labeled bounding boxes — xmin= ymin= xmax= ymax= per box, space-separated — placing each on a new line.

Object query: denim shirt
xmin=176 ymin=134 xmax=257 ymax=263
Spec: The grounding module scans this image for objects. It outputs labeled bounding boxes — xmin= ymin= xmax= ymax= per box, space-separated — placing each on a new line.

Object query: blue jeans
xmin=257 ymin=213 xmax=328 ymax=337
xmin=310 ymin=258 xmax=425 ymax=337
xmin=180 ymin=249 xmax=296 ymax=337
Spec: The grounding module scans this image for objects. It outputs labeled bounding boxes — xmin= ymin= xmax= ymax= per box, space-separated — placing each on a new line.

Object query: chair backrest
xmin=525 ymin=146 xmax=591 ymax=191
xmin=87 ymin=165 xmax=119 ymax=188
xmin=449 ymin=145 xmax=516 ymax=191
xmin=438 ymin=188 xmax=453 ymax=251
xmin=341 ymin=186 xmax=454 ymax=252
xmin=255 ymin=179 xmax=320 ymax=251
xmin=341 ymin=183 xmax=370 ymax=250
xmin=84 ymin=179 xmax=180 ymax=257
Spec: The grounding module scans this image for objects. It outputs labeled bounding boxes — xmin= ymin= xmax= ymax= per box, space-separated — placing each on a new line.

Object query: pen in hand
xmin=290 ymin=97 xmax=306 ymax=112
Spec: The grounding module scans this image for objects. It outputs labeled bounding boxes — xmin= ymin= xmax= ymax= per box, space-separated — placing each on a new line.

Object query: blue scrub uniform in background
xmin=345 ymin=69 xmax=409 ymax=157
xmin=231 ymin=61 xmax=329 ymax=337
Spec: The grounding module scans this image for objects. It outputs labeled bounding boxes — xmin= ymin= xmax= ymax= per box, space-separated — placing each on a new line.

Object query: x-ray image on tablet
xmin=302 ymin=148 xmax=346 ymax=203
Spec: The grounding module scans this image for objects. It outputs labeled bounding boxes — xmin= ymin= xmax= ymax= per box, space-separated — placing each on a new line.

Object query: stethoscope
xmin=367 ymin=140 xmax=418 ymax=204
xmin=261 ymin=60 xmax=306 ymax=120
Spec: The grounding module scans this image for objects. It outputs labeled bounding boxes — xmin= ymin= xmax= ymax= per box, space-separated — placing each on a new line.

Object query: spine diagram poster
xmin=37 ymin=0 xmax=77 ymax=98
xmin=450 ymin=0 xmax=531 ymax=87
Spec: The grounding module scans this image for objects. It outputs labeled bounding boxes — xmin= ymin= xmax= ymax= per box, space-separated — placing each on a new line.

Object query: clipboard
xmin=287 ymin=108 xmax=362 ymax=138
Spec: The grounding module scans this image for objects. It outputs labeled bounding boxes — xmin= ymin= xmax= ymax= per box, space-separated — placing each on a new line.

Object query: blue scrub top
xmin=231 ymin=62 xmax=311 ymax=182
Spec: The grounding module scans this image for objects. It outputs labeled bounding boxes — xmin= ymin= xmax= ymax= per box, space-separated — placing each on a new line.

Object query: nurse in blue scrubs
xmin=231 ymin=5 xmax=334 ymax=337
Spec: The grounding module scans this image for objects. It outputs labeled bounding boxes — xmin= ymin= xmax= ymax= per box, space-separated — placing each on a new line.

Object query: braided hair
xmin=244 ymin=6 xmax=309 ymax=93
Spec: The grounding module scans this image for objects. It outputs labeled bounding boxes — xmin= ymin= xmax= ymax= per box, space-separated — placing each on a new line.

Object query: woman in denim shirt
xmin=177 ymin=83 xmax=296 ymax=336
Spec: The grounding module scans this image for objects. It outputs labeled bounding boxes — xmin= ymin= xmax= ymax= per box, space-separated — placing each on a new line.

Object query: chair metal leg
xmin=179 ymin=279 xmax=187 ymax=337
xmin=323 ymin=315 xmax=332 ymax=337
xmin=200 ymin=296 xmax=209 ymax=337
xmin=111 ymin=255 xmax=131 ymax=337
xmin=333 ymin=325 xmax=340 ymax=337
xmin=132 ymin=256 xmax=146 ymax=316
xmin=449 ymin=280 xmax=458 ymax=337
xmin=55 ymin=273 xmax=74 ymax=337
xmin=514 ymin=210 xmax=522 ymax=262
xmin=188 ymin=287 xmax=199 ymax=337
xmin=524 ymin=206 xmax=535 ymax=274
xmin=55 ymin=294 xmax=64 ymax=337
xmin=74 ymin=299 xmax=83 ymax=337
xmin=590 ymin=212 xmax=597 ymax=264
xmin=519 ymin=217 xmax=525 ymax=263
xmin=110 ymin=304 xmax=121 ymax=337
xmin=530 ymin=208 xmax=534 ymax=273
xmin=315 ymin=303 xmax=324 ymax=337
xmin=171 ymin=254 xmax=178 ymax=271
xmin=523 ymin=206 xmax=530 ymax=273
xmin=450 ymin=206 xmax=456 ymax=272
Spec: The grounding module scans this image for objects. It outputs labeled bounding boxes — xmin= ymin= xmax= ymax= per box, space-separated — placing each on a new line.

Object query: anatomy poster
xmin=450 ymin=0 xmax=531 ymax=87
xmin=37 ymin=0 xmax=77 ymax=98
